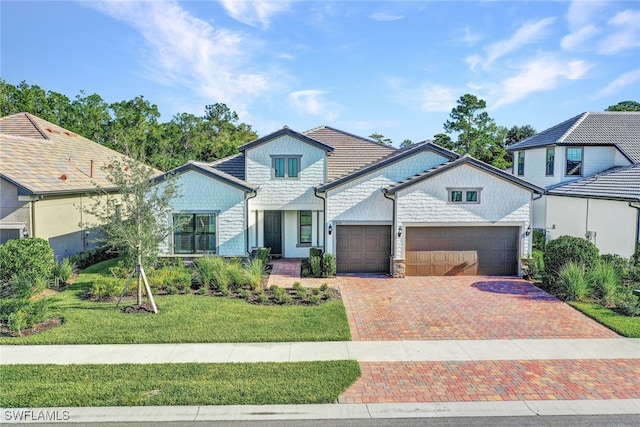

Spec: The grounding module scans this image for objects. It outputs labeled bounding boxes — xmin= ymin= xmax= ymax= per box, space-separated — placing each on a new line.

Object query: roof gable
xmin=156 ymin=161 xmax=256 ymax=192
xmin=384 ymin=155 xmax=544 ymax=195
xmin=238 ymin=127 xmax=334 ymax=153
xmin=317 ymin=140 xmax=459 ymax=192
xmin=507 ymin=112 xmax=640 ymax=163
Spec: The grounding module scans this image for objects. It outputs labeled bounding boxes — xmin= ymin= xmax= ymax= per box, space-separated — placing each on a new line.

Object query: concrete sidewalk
xmin=2 ymin=338 xmax=639 ymax=364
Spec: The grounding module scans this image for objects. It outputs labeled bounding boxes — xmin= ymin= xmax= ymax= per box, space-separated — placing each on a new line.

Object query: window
xmin=517 ymin=152 xmax=525 ymax=176
xmin=173 ymin=213 xmax=216 ymax=254
xmin=546 ymin=148 xmax=555 ymax=176
xmin=299 ymin=211 xmax=312 ymax=245
xmin=272 ymin=156 xmax=300 ymax=178
xmin=448 ymin=188 xmax=481 ymax=204
xmin=566 ymin=147 xmax=583 ymax=176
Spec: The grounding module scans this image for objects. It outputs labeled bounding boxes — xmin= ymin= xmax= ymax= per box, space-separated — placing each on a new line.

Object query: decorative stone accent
xmin=391 ymin=257 xmax=406 ymax=278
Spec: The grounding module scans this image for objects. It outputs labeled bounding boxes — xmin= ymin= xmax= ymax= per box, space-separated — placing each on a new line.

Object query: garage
xmin=405 ymin=226 xmax=519 ymax=276
xmin=336 ymin=225 xmax=391 ymax=273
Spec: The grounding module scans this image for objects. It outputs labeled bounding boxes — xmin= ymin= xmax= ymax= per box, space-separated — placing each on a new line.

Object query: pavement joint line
xmin=2 ymin=400 xmax=639 ymax=423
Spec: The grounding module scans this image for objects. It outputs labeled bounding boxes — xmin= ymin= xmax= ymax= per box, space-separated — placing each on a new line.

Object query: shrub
xmin=320 ymin=283 xmax=329 ymax=292
xmin=257 ymin=290 xmax=269 ymax=304
xmin=522 ymin=250 xmax=544 ymax=280
xmin=238 ymin=289 xmax=251 ymax=299
xmin=309 ymin=255 xmax=322 ymax=277
xmin=51 ymin=258 xmax=76 ymax=288
xmin=148 ymin=267 xmax=191 ymax=293
xmin=0 ymin=238 xmax=55 ymax=283
xmin=589 ymin=261 xmax=620 ymax=306
xmin=600 ymin=254 xmax=630 ymax=279
xmin=89 ymin=277 xmax=125 ymax=299
xmin=8 ymin=309 xmax=28 ymax=335
xmin=309 ymin=294 xmax=320 ymax=304
xmin=617 ymin=284 xmax=640 ymax=316
xmin=273 ymin=287 xmax=288 ymax=304
xmin=226 ymin=261 xmax=246 ymax=290
xmin=68 ymin=246 xmax=117 ymax=270
xmin=543 ymin=236 xmax=599 ymax=283
xmin=532 ymin=229 xmax=546 ymax=251
xmin=197 ymin=287 xmax=208 ymax=295
xmin=309 ymin=247 xmax=323 ymax=258
xmin=557 ymin=262 xmax=590 ymax=301
xmin=254 ymin=247 xmax=271 ymax=266
xmin=194 ymin=256 xmax=225 ymax=289
xmin=322 ymin=253 xmax=336 ymax=277
xmin=244 ymin=258 xmax=265 ymax=290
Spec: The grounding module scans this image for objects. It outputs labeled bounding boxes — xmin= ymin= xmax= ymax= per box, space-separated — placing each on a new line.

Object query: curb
xmin=3 ymin=400 xmax=640 ymax=423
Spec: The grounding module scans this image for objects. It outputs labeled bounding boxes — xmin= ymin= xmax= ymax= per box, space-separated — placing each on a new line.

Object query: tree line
xmin=2 ymin=80 xmax=637 ymax=171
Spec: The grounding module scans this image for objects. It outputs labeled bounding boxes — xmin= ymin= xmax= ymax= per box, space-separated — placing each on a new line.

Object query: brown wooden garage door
xmin=406 ymin=227 xmax=519 ymax=276
xmin=336 ymin=225 xmax=391 ymax=273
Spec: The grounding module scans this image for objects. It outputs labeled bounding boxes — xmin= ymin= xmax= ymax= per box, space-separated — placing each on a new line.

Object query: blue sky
xmin=2 ymin=1 xmax=639 ymax=146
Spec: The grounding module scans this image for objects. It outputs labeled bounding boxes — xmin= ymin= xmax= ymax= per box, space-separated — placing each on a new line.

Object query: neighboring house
xmin=0 ymin=112 xmax=142 ymax=259
xmin=157 ymin=126 xmax=542 ymax=277
xmin=507 ymin=112 xmax=640 ymax=258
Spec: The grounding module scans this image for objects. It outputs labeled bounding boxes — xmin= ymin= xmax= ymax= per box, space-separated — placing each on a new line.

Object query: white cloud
xmin=478 ymin=17 xmax=556 ymax=70
xmin=288 ymin=90 xmax=337 ymax=120
xmin=370 ymin=11 xmax=403 ymax=22
xmin=218 ymin=0 xmax=291 ymax=29
xmin=493 ymin=55 xmax=592 ymax=108
xmin=597 ymin=68 xmax=640 ymax=97
xmin=419 ymin=85 xmax=457 ymax=113
xmin=561 ymin=24 xmax=600 ymax=51
xmin=461 ymin=26 xmax=482 ymax=45
xmin=566 ymin=0 xmax=609 ymax=29
xmin=598 ymin=9 xmax=640 ymax=54
xmin=83 ymin=0 xmax=275 ymax=114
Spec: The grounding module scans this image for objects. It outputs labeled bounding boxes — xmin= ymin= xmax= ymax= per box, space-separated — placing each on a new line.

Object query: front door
xmin=264 ymin=211 xmax=282 ymax=256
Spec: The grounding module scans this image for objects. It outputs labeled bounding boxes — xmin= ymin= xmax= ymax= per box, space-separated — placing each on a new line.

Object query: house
xmin=157 ymin=125 xmax=543 ymax=277
xmin=0 ymin=113 xmax=141 ymax=259
xmin=507 ymin=112 xmax=640 ymax=258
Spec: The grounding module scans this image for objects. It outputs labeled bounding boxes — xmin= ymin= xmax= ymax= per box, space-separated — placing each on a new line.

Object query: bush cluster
xmin=302 ymin=248 xmax=336 ymax=278
xmin=194 ymin=256 xmax=266 ymax=294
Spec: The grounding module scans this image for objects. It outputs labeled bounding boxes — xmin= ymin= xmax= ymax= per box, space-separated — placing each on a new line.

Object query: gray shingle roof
xmin=546 ymin=164 xmax=640 ymax=202
xmin=384 ymin=155 xmax=544 ymax=195
xmin=507 ymin=112 xmax=640 ymax=163
xmin=304 ymin=126 xmax=396 ymax=181
xmin=158 ymin=161 xmax=256 ymax=192
xmin=209 ymin=153 xmax=246 ymax=181
xmin=0 ymin=113 xmax=152 ymax=195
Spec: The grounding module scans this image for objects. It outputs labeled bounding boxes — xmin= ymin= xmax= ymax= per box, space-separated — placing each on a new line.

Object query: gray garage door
xmin=405 ymin=226 xmax=519 ymax=276
xmin=336 ymin=225 xmax=391 ymax=273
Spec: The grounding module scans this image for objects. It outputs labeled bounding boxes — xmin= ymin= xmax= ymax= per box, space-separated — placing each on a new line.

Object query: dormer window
xmin=272 ymin=156 xmax=300 ymax=178
xmin=566 ymin=147 xmax=583 ymax=176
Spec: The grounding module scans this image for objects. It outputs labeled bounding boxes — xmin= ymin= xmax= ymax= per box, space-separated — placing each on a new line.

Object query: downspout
xmin=313 ymin=187 xmax=327 ymax=252
xmin=382 ymin=189 xmax=396 ymax=258
xmin=245 ymin=189 xmax=258 ymax=255
xmin=629 ymin=201 xmax=640 ymax=261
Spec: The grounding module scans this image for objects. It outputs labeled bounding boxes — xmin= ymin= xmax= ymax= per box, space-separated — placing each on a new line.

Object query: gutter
xmin=630 ymin=202 xmax=640 ymax=260
xmin=382 ymin=189 xmax=396 ymax=258
xmin=245 ymin=189 xmax=259 ymax=255
xmin=313 ymin=187 xmax=327 ymax=252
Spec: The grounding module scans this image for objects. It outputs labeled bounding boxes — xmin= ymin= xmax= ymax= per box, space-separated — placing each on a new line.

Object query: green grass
xmin=0 ymin=361 xmax=361 ymax=407
xmin=0 ymin=259 xmax=351 ymax=344
xmin=569 ymin=301 xmax=640 ymax=338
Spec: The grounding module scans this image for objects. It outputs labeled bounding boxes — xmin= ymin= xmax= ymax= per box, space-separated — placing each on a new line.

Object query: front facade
xmin=508 ymin=112 xmax=640 ymax=258
xmin=159 ymin=126 xmax=542 ymax=277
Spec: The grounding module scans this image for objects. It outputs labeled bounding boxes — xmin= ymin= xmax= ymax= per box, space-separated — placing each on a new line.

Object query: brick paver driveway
xmin=338 ymin=275 xmax=619 ymax=340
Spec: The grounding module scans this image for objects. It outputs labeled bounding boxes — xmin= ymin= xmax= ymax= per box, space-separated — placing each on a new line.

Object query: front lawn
xmin=0 ymin=259 xmax=351 ymax=344
xmin=0 ymin=361 xmax=361 ymax=407
xmin=569 ymin=301 xmax=640 ymax=338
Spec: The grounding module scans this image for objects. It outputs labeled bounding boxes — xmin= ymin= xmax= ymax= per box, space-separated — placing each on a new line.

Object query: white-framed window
xmin=272 ymin=156 xmax=301 ymax=179
xmin=448 ymin=188 xmax=481 ymax=204
xmin=172 ymin=212 xmax=216 ymax=254
xmin=566 ymin=147 xmax=583 ymax=176
xmin=517 ymin=151 xmax=525 ymax=176
xmin=545 ymin=148 xmax=555 ymax=176
xmin=298 ymin=210 xmax=312 ymax=245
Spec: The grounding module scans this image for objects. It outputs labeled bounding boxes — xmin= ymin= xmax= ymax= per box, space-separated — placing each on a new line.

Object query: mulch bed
xmin=0 ymin=317 xmax=64 ymax=337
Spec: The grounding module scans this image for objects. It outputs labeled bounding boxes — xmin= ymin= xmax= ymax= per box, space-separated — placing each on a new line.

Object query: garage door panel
xmin=406 ymin=227 xmax=518 ymax=276
xmin=336 ymin=225 xmax=391 ymax=273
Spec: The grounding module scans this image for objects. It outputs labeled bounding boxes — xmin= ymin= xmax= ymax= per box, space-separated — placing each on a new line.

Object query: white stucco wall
xmin=513 ymin=146 xmax=630 ymax=188
xmin=532 ymin=195 xmax=547 ymax=229
xmin=394 ymin=164 xmax=533 ymax=258
xmin=546 ymin=195 xmax=638 ymax=258
xmin=160 ymin=170 xmax=248 ymax=256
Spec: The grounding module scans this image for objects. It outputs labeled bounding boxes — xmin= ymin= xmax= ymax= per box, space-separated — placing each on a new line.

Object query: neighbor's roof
xmin=238 ymin=126 xmax=334 ymax=154
xmin=0 ymin=112 xmax=157 ymax=195
xmin=507 ymin=112 xmax=640 ymax=163
xmin=384 ymin=155 xmax=545 ymax=195
xmin=546 ymin=163 xmax=640 ymax=202
xmin=304 ymin=126 xmax=396 ymax=181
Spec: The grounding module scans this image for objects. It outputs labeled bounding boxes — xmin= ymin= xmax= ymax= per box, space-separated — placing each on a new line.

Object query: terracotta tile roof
xmin=0 ymin=112 xmax=156 ymax=195
xmin=547 ymin=164 xmax=640 ymax=202
xmin=507 ymin=112 xmax=640 ymax=163
xmin=304 ymin=126 xmax=396 ymax=181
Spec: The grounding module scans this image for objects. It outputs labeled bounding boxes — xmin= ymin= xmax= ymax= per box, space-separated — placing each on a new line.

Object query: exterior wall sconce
xmin=22 ymin=228 xmax=29 ymax=237
xmin=328 ymin=224 xmax=332 ymax=235
xmin=397 ymin=225 xmax=403 ymax=238
xmin=525 ymin=226 xmax=532 ymax=236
